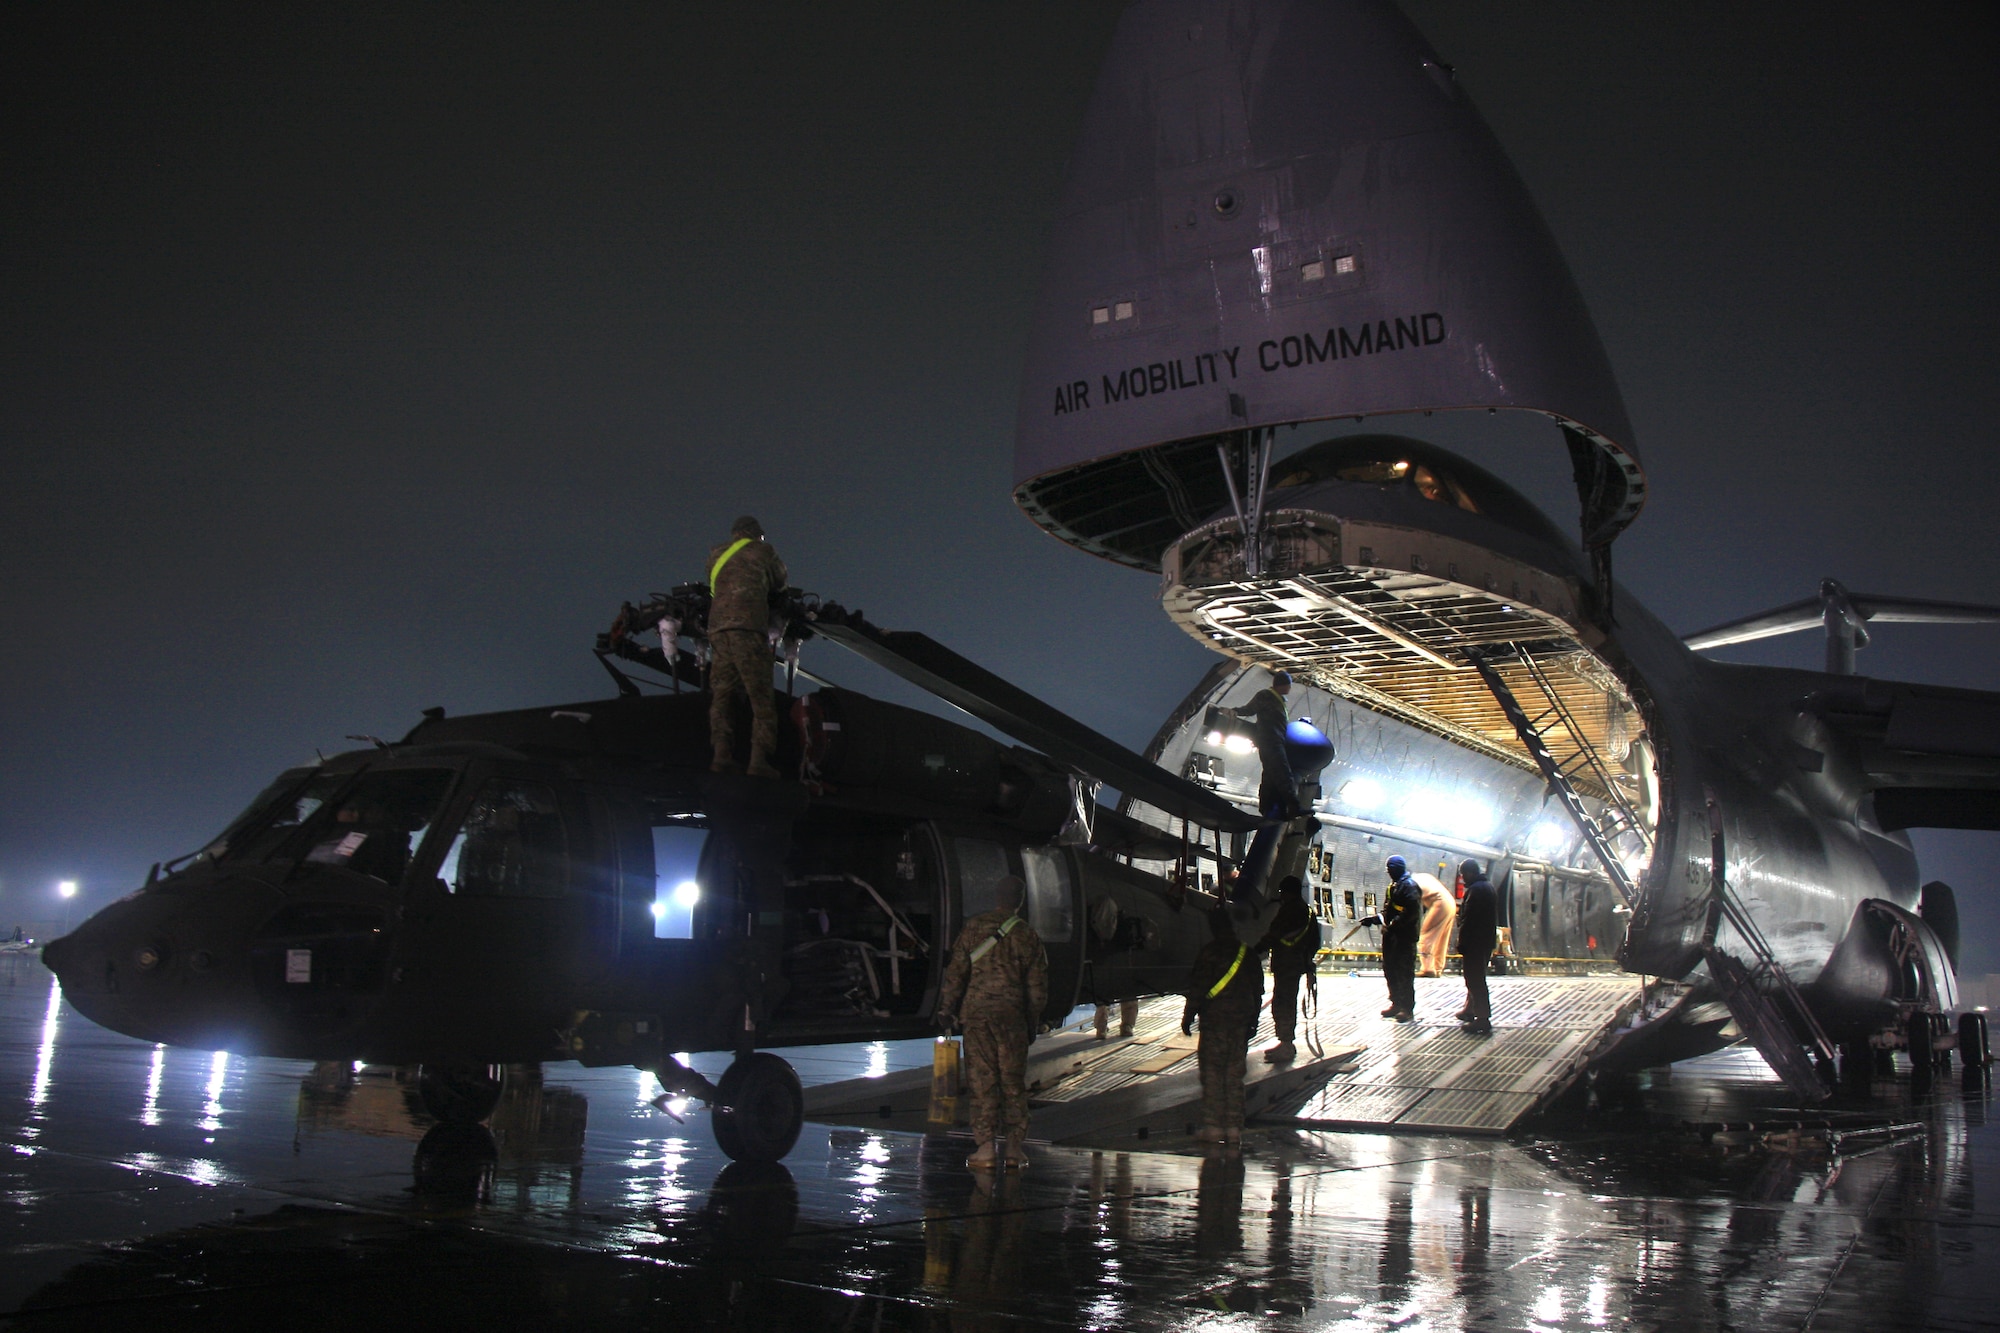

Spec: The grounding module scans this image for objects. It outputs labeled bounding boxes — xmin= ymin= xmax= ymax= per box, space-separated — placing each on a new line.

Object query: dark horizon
xmin=5 ymin=2 xmax=1998 ymax=975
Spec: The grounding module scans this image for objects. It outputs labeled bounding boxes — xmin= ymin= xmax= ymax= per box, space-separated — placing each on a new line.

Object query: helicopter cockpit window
xmin=954 ymin=837 xmax=1012 ymax=920
xmin=439 ymin=779 xmax=570 ymax=898
xmin=1021 ymin=846 xmax=1073 ymax=942
xmin=186 ymin=767 xmax=323 ymax=869
xmin=296 ymin=768 xmax=455 ymax=885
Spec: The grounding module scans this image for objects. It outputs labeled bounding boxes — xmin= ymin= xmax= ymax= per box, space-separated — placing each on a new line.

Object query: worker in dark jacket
xmin=706 ymin=515 xmax=788 ymax=778
xmin=1182 ymin=907 xmax=1264 ymax=1145
xmin=1256 ymin=875 xmax=1320 ymax=1063
xmin=1455 ymin=859 xmax=1499 ymax=1035
xmin=1230 ymin=671 xmax=1298 ymax=818
xmin=1358 ymin=855 xmax=1422 ymax=1021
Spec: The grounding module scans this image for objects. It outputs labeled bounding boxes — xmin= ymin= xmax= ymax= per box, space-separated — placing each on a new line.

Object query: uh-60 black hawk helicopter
xmin=41 ymin=581 xmax=1334 ymax=1164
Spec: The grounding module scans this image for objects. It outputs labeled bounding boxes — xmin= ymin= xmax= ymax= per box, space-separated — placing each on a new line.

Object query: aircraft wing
xmin=806 ymin=611 xmax=1262 ymax=836
xmin=1811 ymin=676 xmax=2000 ymax=830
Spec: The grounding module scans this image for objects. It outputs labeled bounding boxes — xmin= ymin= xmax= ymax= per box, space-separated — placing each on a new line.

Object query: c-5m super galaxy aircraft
xmin=35 ymin=0 xmax=1999 ymax=1162
xmin=1009 ymin=0 xmax=2000 ymax=1096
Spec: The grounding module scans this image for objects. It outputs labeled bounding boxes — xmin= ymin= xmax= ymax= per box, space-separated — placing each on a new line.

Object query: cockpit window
xmin=179 ymin=768 xmax=316 ymax=871
xmin=438 ymin=779 xmax=572 ymax=898
xmin=1305 ymin=455 xmax=1478 ymax=512
xmin=290 ymin=769 xmax=456 ymax=884
xmin=1328 ymin=459 xmax=1410 ymax=485
xmin=195 ymin=770 xmax=351 ymax=869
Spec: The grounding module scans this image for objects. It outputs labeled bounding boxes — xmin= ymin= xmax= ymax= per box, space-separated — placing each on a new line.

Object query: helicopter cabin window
xmin=651 ymin=820 xmax=708 ymax=939
xmin=295 ymin=768 xmax=456 ymax=885
xmin=1021 ymin=846 xmax=1073 ymax=942
xmin=438 ymin=780 xmax=571 ymax=898
xmin=954 ymin=838 xmax=1013 ymax=920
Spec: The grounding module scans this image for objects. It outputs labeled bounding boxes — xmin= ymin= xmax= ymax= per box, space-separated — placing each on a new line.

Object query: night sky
xmin=6 ymin=3 xmax=1998 ymax=974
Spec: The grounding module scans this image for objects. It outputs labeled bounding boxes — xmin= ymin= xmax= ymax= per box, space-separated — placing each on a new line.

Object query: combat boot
xmin=966 ymin=1138 xmax=1000 ymax=1170
xmin=711 ymin=757 xmax=743 ymax=775
xmin=1381 ymin=1004 xmax=1399 ymax=1018
xmin=746 ymin=756 xmax=782 ymax=780
xmin=1194 ymin=1125 xmax=1228 ymax=1144
xmin=1262 ymin=1041 xmax=1295 ymax=1064
xmin=1003 ymin=1135 xmax=1030 ymax=1170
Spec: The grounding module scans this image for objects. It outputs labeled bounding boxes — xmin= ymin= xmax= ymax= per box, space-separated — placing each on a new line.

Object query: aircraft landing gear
xmin=712 ymin=1052 xmax=804 ymax=1163
xmin=418 ymin=1062 xmax=505 ymax=1124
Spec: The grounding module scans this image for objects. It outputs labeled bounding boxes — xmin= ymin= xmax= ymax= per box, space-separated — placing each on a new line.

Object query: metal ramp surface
xmin=805 ymin=999 xmax=1357 ymax=1146
xmin=1268 ymin=971 xmax=1644 ymax=1135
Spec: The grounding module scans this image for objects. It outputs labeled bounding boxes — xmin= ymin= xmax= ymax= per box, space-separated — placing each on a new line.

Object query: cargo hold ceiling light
xmin=1398 ymin=791 xmax=1497 ymax=842
xmin=1337 ymin=777 xmax=1385 ymax=812
xmin=1528 ymin=821 xmax=1571 ymax=855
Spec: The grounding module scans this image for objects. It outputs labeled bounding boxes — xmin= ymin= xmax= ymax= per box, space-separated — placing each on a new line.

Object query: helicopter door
xmin=948 ymin=835 xmax=1080 ymax=1027
xmin=402 ymin=774 xmax=603 ymax=1051
xmin=1021 ymin=846 xmax=1081 ymax=1023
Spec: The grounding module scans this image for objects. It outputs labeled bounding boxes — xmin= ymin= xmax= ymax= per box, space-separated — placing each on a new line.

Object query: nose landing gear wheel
xmin=712 ymin=1052 xmax=804 ymax=1162
xmin=418 ymin=1063 xmax=505 ymax=1124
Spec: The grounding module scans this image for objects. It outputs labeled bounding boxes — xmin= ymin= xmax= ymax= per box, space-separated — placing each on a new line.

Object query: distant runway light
xmin=650 ymin=901 xmax=667 ymax=920
xmin=57 ymin=880 xmax=77 ymax=899
xmin=673 ymin=880 xmax=701 ymax=909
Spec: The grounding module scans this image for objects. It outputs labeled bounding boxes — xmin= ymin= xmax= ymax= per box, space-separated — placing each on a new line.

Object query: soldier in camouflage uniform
xmin=1182 ymin=906 xmax=1264 ymax=1145
xmin=706 ymin=515 xmax=788 ymax=778
xmin=936 ymin=874 xmax=1048 ymax=1170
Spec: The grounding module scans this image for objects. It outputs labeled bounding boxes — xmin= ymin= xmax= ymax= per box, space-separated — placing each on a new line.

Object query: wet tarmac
xmin=3 ymin=950 xmax=1995 ymax=1330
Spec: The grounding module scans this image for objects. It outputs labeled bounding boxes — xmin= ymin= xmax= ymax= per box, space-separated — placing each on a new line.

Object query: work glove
xmin=1181 ymin=1010 xmax=1197 ymax=1037
xmin=936 ymin=1012 xmax=957 ymax=1036
xmin=1358 ymin=914 xmax=1383 ymax=929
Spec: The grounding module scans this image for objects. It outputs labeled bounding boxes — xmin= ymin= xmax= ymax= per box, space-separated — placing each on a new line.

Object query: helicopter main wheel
xmin=711 ymin=1052 xmax=803 ymax=1163
xmin=418 ymin=1062 xmax=505 ymax=1124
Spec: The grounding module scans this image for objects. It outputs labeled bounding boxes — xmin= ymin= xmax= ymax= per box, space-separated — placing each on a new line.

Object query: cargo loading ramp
xmin=1268 ymin=971 xmax=1644 ymax=1134
xmin=808 ymin=971 xmax=1642 ymax=1146
xmin=805 ymin=1001 xmax=1359 ymax=1148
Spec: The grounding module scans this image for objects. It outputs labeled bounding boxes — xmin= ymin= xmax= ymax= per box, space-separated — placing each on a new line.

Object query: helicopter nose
xmin=39 ymin=933 xmax=72 ymax=978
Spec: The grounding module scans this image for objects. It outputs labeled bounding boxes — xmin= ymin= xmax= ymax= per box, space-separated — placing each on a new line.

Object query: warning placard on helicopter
xmin=285 ymin=949 xmax=312 ymax=984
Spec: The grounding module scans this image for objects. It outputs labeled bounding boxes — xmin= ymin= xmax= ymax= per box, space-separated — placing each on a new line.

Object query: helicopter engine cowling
xmin=795 ymin=689 xmax=1073 ymax=836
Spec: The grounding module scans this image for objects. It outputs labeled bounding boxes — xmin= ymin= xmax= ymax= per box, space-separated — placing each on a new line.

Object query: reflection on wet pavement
xmin=3 ymin=951 xmax=1995 ymax=1329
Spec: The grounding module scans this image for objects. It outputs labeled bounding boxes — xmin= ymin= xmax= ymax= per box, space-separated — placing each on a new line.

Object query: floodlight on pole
xmin=57 ymin=879 xmax=79 ymax=934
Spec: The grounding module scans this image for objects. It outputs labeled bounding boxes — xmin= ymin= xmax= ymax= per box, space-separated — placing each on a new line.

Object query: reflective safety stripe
xmin=1207 ymin=944 xmax=1247 ymax=998
xmin=709 ymin=537 xmax=753 ymax=591
xmin=1281 ymin=924 xmax=1312 ymax=947
xmin=969 ymin=913 xmax=1021 ymax=965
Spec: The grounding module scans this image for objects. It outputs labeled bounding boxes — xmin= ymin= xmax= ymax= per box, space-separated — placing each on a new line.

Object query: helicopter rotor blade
xmin=807 ymin=612 xmax=1261 ymax=836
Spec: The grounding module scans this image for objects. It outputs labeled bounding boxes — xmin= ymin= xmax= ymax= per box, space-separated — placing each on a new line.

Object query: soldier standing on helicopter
xmin=706 ymin=515 xmax=788 ymax=778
